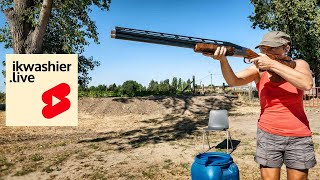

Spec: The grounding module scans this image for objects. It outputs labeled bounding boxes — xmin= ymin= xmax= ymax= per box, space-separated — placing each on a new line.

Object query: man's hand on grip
xmin=250 ymin=53 xmax=276 ymax=70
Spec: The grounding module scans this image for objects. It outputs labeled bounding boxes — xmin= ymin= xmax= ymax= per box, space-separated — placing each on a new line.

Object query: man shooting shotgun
xmin=110 ymin=26 xmax=295 ymax=82
xmin=111 ymin=27 xmax=316 ymax=179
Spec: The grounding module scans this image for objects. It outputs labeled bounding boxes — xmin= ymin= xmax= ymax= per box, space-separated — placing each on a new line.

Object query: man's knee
xmin=260 ymin=165 xmax=281 ymax=180
xmin=286 ymin=167 xmax=308 ymax=180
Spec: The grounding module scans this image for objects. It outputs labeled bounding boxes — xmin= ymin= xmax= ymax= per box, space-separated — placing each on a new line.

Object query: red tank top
xmin=256 ymin=71 xmax=311 ymax=136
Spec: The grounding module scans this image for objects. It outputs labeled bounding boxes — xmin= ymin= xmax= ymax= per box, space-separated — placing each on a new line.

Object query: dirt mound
xmin=78 ymin=96 xmax=168 ymax=117
xmin=78 ymin=95 xmax=233 ymax=117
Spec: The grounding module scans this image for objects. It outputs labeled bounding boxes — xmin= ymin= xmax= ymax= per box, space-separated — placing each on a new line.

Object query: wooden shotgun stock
xmin=194 ymin=43 xmax=296 ymax=82
xmin=194 ymin=43 xmax=296 ymax=69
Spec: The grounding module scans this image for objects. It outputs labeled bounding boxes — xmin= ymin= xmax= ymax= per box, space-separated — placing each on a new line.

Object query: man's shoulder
xmin=294 ymin=59 xmax=308 ymax=64
xmin=293 ymin=59 xmax=310 ymax=69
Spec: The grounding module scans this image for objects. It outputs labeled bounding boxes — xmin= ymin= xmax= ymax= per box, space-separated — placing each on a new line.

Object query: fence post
xmin=248 ymin=82 xmax=253 ymax=102
xmin=193 ymin=75 xmax=196 ymax=94
xmin=303 ymin=87 xmax=320 ymax=108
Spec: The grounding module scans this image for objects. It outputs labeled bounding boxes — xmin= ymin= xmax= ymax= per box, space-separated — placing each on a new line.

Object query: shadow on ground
xmin=215 ymin=139 xmax=241 ymax=154
xmin=78 ymin=95 xmax=243 ymax=151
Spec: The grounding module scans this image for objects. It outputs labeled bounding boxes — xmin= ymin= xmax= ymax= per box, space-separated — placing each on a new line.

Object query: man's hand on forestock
xmin=250 ymin=53 xmax=276 ymax=71
xmin=202 ymin=46 xmax=228 ymax=63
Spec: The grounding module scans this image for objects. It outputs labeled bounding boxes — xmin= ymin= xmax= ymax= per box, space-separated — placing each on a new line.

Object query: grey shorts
xmin=254 ymin=128 xmax=317 ymax=170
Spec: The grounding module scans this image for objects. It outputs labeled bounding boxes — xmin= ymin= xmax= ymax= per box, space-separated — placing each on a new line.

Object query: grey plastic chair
xmin=202 ymin=109 xmax=233 ymax=153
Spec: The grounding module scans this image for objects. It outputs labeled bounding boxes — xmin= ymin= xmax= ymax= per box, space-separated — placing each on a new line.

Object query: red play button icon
xmin=42 ymin=83 xmax=71 ymax=119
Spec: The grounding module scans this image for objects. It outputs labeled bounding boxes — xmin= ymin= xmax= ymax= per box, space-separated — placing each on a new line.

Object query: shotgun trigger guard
xmin=243 ymin=58 xmax=251 ymax=64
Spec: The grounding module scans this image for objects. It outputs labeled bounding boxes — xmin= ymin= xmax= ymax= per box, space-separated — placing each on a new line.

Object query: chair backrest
xmin=208 ymin=109 xmax=229 ymax=129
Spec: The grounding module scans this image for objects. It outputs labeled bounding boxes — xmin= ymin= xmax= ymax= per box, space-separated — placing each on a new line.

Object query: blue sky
xmin=0 ymin=0 xmax=268 ymax=92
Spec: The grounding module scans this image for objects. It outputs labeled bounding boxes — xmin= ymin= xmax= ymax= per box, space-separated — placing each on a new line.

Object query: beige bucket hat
xmin=255 ymin=31 xmax=291 ymax=49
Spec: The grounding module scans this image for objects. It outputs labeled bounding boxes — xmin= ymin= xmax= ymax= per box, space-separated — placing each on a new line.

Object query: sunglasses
xmin=259 ymin=45 xmax=288 ymax=53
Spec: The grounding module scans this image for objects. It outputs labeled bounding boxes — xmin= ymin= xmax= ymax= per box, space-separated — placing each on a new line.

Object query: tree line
xmin=78 ymin=77 xmax=194 ymax=97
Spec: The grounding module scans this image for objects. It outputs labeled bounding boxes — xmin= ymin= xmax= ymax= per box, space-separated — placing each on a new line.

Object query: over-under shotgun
xmin=110 ymin=26 xmax=295 ymax=69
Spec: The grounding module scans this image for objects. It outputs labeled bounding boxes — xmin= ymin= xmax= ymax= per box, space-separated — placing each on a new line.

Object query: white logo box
xmin=6 ymin=54 xmax=78 ymax=126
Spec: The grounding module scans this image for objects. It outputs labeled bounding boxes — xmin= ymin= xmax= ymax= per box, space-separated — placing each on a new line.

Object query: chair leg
xmin=202 ymin=130 xmax=205 ymax=151
xmin=229 ymin=131 xmax=234 ymax=151
xmin=226 ymin=131 xmax=229 ymax=153
xmin=206 ymin=131 xmax=211 ymax=150
xmin=202 ymin=130 xmax=233 ymax=153
xmin=227 ymin=130 xmax=233 ymax=153
xmin=202 ymin=131 xmax=211 ymax=152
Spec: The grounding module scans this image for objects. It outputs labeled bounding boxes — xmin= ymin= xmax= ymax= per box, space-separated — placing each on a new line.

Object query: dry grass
xmin=0 ymin=96 xmax=319 ymax=179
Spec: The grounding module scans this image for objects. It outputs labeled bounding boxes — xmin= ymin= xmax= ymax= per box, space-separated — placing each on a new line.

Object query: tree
xmin=148 ymin=79 xmax=159 ymax=93
xmin=96 ymin=84 xmax=107 ymax=91
xmin=249 ymin=0 xmax=320 ymax=87
xmin=186 ymin=78 xmax=192 ymax=91
xmin=178 ymin=78 xmax=182 ymax=91
xmin=0 ymin=0 xmax=111 ymax=87
xmin=88 ymin=85 xmax=96 ymax=91
xmin=121 ymin=80 xmax=143 ymax=97
xmin=171 ymin=77 xmax=178 ymax=93
xmin=164 ymin=79 xmax=170 ymax=92
xmin=108 ymin=83 xmax=118 ymax=91
xmin=78 ymin=56 xmax=100 ymax=88
xmin=159 ymin=79 xmax=170 ymax=92
xmin=182 ymin=81 xmax=188 ymax=91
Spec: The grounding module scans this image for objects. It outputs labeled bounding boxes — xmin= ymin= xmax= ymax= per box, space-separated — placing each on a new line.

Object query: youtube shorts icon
xmin=42 ymin=83 xmax=71 ymax=119
xmin=6 ymin=54 xmax=78 ymax=126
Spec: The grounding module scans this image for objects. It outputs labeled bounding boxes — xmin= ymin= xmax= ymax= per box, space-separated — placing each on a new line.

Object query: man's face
xmin=259 ymin=45 xmax=286 ymax=55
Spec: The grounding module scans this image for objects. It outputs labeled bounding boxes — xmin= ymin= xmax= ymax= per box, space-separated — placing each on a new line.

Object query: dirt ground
xmin=0 ymin=95 xmax=319 ymax=180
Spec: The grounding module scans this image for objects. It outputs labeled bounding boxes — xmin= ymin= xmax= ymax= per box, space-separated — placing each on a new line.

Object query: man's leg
xmin=260 ymin=165 xmax=281 ymax=180
xmin=284 ymin=136 xmax=316 ymax=180
xmin=286 ymin=167 xmax=308 ymax=180
xmin=255 ymin=129 xmax=286 ymax=180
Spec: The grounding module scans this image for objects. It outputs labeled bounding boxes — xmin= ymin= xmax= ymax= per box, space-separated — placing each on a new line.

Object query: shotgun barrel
xmin=110 ymin=26 xmax=248 ymax=57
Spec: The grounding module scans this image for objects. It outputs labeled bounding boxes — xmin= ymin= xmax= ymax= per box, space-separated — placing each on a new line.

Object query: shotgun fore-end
xmin=194 ymin=43 xmax=235 ymax=56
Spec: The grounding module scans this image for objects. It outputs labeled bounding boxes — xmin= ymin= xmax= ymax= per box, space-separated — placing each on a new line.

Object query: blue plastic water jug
xmin=191 ymin=152 xmax=239 ymax=180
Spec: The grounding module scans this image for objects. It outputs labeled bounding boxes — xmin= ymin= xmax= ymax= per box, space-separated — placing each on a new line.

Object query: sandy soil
xmin=0 ymin=95 xmax=319 ymax=180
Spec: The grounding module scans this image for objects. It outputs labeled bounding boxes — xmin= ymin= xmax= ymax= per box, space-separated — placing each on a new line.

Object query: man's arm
xmin=270 ymin=59 xmax=313 ymax=90
xmin=204 ymin=46 xmax=260 ymax=87
xmin=220 ymin=60 xmax=259 ymax=86
xmin=250 ymin=54 xmax=313 ymax=90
